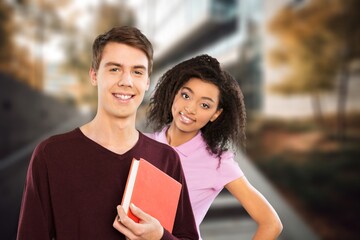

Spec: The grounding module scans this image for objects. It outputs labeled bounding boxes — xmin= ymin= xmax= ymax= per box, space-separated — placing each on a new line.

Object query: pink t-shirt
xmin=147 ymin=127 xmax=244 ymax=237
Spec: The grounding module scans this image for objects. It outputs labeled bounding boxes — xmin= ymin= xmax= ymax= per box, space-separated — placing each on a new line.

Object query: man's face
xmin=89 ymin=42 xmax=150 ymax=120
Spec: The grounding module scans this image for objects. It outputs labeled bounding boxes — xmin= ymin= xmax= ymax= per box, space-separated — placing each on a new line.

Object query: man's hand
xmin=113 ymin=204 xmax=164 ymax=240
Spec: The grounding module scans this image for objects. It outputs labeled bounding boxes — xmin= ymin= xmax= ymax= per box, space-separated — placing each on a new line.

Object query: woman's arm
xmin=225 ymin=177 xmax=283 ymax=240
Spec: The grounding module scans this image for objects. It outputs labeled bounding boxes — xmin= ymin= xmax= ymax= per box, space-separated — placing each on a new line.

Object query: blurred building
xmin=133 ymin=0 xmax=360 ymax=119
xmin=0 ymin=72 xmax=90 ymax=239
xmin=132 ymin=0 xmax=264 ymax=115
xmin=131 ymin=1 xmax=320 ymax=239
xmin=44 ymin=63 xmax=95 ymax=114
xmin=44 ymin=64 xmax=81 ymax=104
xmin=0 ymin=72 xmax=80 ymax=160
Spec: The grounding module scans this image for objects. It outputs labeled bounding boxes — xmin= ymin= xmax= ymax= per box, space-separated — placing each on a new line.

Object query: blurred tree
xmin=61 ymin=2 xmax=135 ymax=110
xmin=0 ymin=2 xmax=14 ymax=69
xmin=94 ymin=3 xmax=135 ymax=38
xmin=4 ymin=0 xmax=136 ymax=110
xmin=0 ymin=1 xmax=37 ymax=87
xmin=12 ymin=0 xmax=71 ymax=90
xmin=0 ymin=0 xmax=71 ymax=90
xmin=267 ymin=0 xmax=360 ymax=138
xmin=326 ymin=0 xmax=360 ymax=139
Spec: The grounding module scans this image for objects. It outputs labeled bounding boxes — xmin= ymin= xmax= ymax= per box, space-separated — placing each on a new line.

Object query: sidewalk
xmin=199 ymin=151 xmax=319 ymax=240
xmin=200 ymin=191 xmax=260 ymax=240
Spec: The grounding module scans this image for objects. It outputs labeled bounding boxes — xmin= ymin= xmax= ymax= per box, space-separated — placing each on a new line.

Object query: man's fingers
xmin=117 ymin=206 xmax=135 ymax=224
xmin=113 ymin=204 xmax=164 ymax=239
xmin=113 ymin=215 xmax=135 ymax=239
xmin=113 ymin=205 xmax=138 ymax=237
xmin=130 ymin=203 xmax=150 ymax=223
xmin=116 ymin=205 xmax=126 ymax=217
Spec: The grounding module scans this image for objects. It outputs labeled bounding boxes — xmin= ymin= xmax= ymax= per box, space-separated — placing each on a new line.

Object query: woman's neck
xmin=166 ymin=124 xmax=199 ymax=147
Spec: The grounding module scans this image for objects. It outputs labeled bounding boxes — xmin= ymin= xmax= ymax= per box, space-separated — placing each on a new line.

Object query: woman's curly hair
xmin=147 ymin=54 xmax=246 ymax=158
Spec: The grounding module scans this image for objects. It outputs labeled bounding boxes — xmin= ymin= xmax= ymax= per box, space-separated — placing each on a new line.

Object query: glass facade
xmin=138 ymin=0 xmax=264 ymax=113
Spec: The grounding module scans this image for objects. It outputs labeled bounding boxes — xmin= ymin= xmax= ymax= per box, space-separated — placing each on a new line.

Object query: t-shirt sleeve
xmin=215 ymin=151 xmax=244 ymax=190
xmin=17 ymin=142 xmax=55 ymax=240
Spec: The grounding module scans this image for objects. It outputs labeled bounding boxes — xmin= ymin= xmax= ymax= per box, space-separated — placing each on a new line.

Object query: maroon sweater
xmin=17 ymin=128 xmax=198 ymax=240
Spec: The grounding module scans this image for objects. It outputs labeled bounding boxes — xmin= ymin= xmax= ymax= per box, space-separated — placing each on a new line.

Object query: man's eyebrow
xmin=104 ymin=62 xmax=147 ymax=70
xmin=104 ymin=62 xmax=121 ymax=67
xmin=133 ymin=65 xmax=147 ymax=70
xmin=182 ymin=86 xmax=215 ymax=103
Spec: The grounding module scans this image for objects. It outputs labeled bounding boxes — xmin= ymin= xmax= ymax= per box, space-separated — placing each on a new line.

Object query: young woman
xmin=146 ymin=54 xmax=283 ymax=239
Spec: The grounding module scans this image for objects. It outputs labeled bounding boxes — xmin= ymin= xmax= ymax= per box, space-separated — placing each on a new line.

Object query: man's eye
xmin=134 ymin=70 xmax=143 ymax=75
xmin=110 ymin=68 xmax=119 ymax=72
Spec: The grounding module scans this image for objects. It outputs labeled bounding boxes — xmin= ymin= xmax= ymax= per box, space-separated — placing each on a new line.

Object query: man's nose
xmin=117 ymin=71 xmax=133 ymax=87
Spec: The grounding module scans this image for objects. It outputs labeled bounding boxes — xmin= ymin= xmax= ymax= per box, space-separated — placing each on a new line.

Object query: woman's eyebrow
xmin=182 ymin=86 xmax=215 ymax=103
xmin=182 ymin=86 xmax=193 ymax=93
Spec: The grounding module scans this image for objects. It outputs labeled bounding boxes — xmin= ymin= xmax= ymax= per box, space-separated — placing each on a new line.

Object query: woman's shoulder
xmin=220 ymin=149 xmax=235 ymax=160
xmin=144 ymin=131 xmax=156 ymax=139
xmin=143 ymin=127 xmax=168 ymax=144
xmin=140 ymin=131 xmax=175 ymax=154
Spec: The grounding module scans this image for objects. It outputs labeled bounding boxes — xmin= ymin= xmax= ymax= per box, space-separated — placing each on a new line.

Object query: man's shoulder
xmin=28 ymin=128 xmax=82 ymax=162
xmin=36 ymin=128 xmax=80 ymax=150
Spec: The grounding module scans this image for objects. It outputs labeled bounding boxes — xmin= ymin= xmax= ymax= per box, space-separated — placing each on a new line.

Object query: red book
xmin=121 ymin=158 xmax=182 ymax=233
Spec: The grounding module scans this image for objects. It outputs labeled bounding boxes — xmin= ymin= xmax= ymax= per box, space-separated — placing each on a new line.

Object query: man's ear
xmin=89 ymin=68 xmax=97 ymax=86
xmin=145 ymin=77 xmax=150 ymax=91
xmin=210 ymin=108 xmax=223 ymax=122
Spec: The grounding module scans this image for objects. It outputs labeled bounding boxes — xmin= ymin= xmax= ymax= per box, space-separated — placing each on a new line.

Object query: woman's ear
xmin=89 ymin=68 xmax=97 ymax=86
xmin=210 ymin=108 xmax=223 ymax=122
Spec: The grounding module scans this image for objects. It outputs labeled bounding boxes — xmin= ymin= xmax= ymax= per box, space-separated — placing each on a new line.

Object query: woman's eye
xmin=201 ymin=103 xmax=210 ymax=109
xmin=181 ymin=92 xmax=190 ymax=99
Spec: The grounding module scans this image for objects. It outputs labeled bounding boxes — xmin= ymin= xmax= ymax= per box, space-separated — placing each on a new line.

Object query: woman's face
xmin=171 ymin=77 xmax=223 ymax=136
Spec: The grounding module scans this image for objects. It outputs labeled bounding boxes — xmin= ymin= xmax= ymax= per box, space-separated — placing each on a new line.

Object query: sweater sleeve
xmin=17 ymin=143 xmax=55 ymax=240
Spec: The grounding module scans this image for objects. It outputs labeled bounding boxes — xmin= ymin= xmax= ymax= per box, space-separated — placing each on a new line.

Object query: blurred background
xmin=1 ymin=0 xmax=359 ymax=239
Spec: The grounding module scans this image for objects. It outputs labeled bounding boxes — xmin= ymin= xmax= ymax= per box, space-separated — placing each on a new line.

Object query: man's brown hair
xmin=91 ymin=26 xmax=153 ymax=76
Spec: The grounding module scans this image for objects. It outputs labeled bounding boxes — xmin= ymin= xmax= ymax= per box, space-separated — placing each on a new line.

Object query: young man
xmin=17 ymin=26 xmax=198 ymax=240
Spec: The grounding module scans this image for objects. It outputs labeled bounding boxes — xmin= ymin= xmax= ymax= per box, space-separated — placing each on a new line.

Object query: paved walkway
xmin=199 ymin=151 xmax=319 ymax=240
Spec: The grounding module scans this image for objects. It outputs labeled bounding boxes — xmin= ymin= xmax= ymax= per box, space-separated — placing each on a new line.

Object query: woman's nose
xmin=184 ymin=105 xmax=196 ymax=114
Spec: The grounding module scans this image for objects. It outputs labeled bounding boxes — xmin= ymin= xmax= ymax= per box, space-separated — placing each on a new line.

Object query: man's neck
xmin=80 ymin=115 xmax=139 ymax=155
